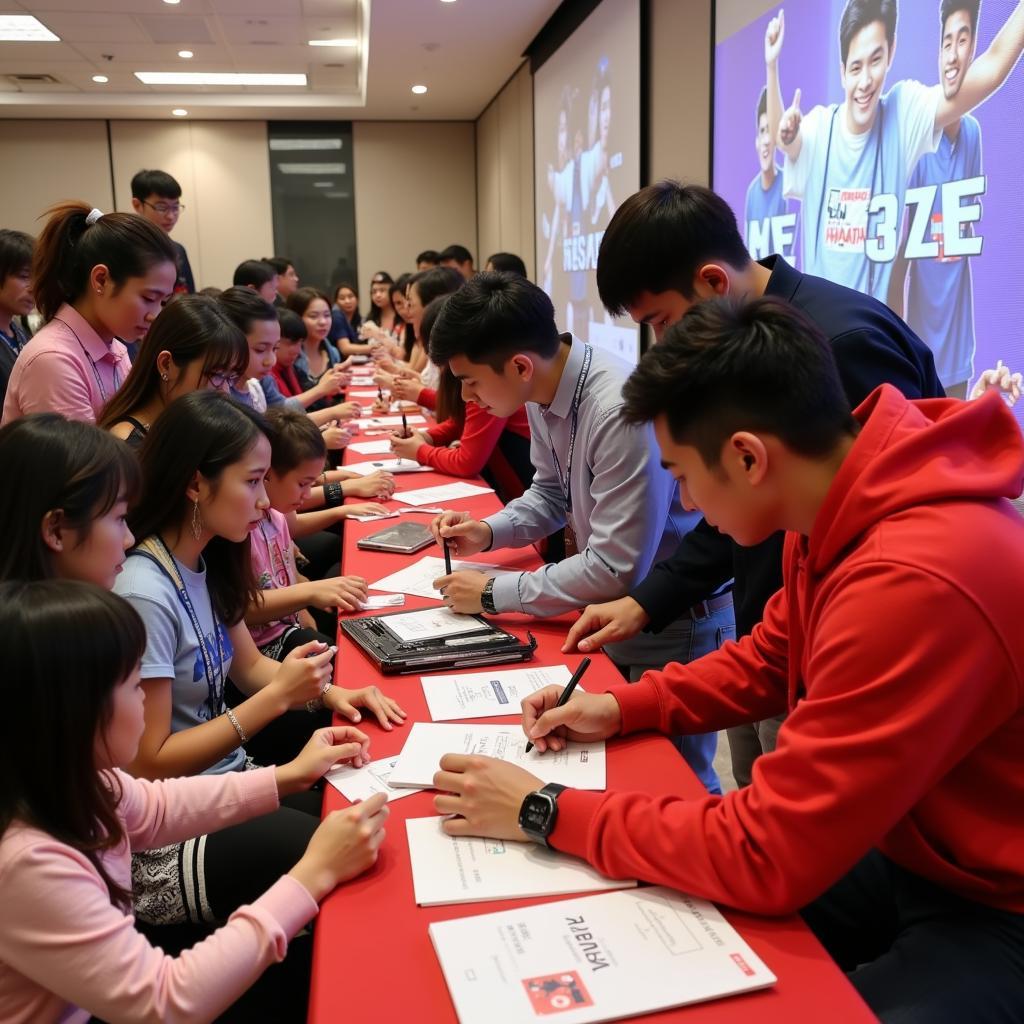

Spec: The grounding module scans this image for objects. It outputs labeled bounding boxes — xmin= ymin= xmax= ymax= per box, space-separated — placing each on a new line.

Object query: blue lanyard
xmin=53 ymin=316 xmax=122 ymax=403
xmin=549 ymin=343 xmax=593 ymax=515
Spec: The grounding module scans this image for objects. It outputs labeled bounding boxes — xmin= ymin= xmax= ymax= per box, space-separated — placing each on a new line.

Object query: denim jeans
xmin=617 ymin=598 xmax=736 ymax=795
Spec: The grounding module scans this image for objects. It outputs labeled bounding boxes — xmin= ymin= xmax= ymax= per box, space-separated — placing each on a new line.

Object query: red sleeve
xmin=417 ymin=403 xmax=507 ymax=478
xmin=417 ymin=388 xmax=437 ymax=410
xmin=428 ymin=417 xmax=461 ymax=447
xmin=551 ymin=565 xmax=1018 ymax=914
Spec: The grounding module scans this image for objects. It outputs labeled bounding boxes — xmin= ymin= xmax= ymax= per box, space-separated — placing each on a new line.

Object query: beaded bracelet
xmin=225 ymin=707 xmax=248 ymax=746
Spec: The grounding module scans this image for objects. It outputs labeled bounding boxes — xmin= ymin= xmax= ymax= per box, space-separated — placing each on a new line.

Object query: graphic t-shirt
xmin=115 ymin=551 xmax=241 ymax=774
xmin=905 ymin=115 xmax=982 ymax=387
xmin=784 ymin=79 xmax=941 ymax=301
xmin=249 ymin=508 xmax=300 ymax=648
xmin=744 ymin=166 xmax=796 ymax=260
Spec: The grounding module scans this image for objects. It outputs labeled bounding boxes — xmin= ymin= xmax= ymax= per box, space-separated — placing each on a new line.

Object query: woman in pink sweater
xmin=0 ymin=579 xmax=388 ymax=1024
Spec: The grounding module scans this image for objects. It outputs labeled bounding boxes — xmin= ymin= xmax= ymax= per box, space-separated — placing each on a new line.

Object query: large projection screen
xmin=534 ymin=0 xmax=641 ymax=364
xmin=714 ymin=0 xmax=1024 ymax=417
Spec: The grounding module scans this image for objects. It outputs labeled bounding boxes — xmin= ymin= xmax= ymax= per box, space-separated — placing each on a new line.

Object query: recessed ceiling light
xmin=135 ymin=71 xmax=307 ymax=86
xmin=92 ymin=74 xmax=109 ymax=84
xmin=268 ymin=138 xmax=342 ymax=151
xmin=441 ymin=0 xmax=458 ymax=4
xmin=308 ymin=38 xmax=358 ymax=47
xmin=411 ymin=84 xmax=428 ymax=95
xmin=171 ymin=108 xmax=188 ymax=116
xmin=277 ymin=162 xmax=346 ymax=174
xmin=0 ymin=15 xmax=60 ymax=42
xmin=163 ymin=1 xmax=181 ymax=5
xmin=177 ymin=50 xmax=194 ymax=59
xmin=312 ymin=181 xmax=335 ymax=187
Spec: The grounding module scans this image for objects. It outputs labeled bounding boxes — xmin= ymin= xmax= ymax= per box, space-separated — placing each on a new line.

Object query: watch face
xmin=520 ymin=792 xmax=555 ymax=834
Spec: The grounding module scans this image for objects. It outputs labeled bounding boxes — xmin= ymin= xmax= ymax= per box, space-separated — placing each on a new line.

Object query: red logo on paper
xmin=522 ymin=970 xmax=595 ymax=1015
xmin=730 ymin=952 xmax=755 ymax=977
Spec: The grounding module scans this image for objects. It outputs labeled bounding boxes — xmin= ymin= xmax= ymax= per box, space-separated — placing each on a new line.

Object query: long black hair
xmin=0 ymin=415 xmax=140 ymax=582
xmin=130 ymin=390 xmax=269 ymax=624
xmin=0 ymin=579 xmax=147 ymax=909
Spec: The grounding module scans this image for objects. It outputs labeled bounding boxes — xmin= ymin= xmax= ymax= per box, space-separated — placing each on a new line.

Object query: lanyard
xmin=139 ymin=536 xmax=226 ymax=721
xmin=53 ymin=316 xmax=122 ymax=404
xmin=0 ymin=322 xmax=23 ymax=356
xmin=549 ymin=343 xmax=593 ymax=515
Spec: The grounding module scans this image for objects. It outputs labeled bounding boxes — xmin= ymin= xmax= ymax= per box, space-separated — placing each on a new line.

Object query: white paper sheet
xmin=353 ymin=415 xmax=427 ymax=429
xmin=347 ymin=439 xmax=394 ymax=455
xmin=420 ymin=665 xmax=572 ymax=721
xmin=406 ymin=816 xmax=635 ymax=906
xmin=369 ymin=555 xmax=517 ymax=600
xmin=347 ymin=389 xmax=380 ymax=398
xmin=358 ymin=593 xmax=406 ymax=610
xmin=325 ymin=755 xmax=421 ymax=803
xmin=389 ymin=723 xmax=606 ymax=790
xmin=391 ymin=482 xmax=494 ymax=507
xmin=383 ymin=607 xmax=492 ymax=643
xmin=344 ymin=458 xmax=431 ymax=476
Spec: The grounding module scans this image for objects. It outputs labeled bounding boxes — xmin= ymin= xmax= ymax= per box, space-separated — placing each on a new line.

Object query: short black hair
xmin=756 ymin=86 xmax=768 ymax=126
xmin=439 ymin=244 xmax=473 ymax=265
xmin=839 ymin=0 xmax=898 ymax=64
xmin=233 ymin=259 xmax=276 ymax=290
xmin=0 ymin=228 xmax=33 ymax=283
xmin=416 ymin=250 xmax=440 ymax=266
xmin=486 ymin=252 xmax=528 ymax=277
xmin=430 ymin=272 xmax=560 ymax=370
xmin=265 ymin=407 xmax=326 ymax=473
xmin=218 ymin=286 xmax=277 ymax=333
xmin=621 ymin=296 xmax=856 ymax=467
xmin=410 ymin=266 xmax=464 ymax=307
xmin=596 ymin=181 xmax=750 ymax=315
xmin=940 ymin=0 xmax=980 ymax=38
xmin=263 ymin=256 xmax=293 ymax=276
xmin=130 ymin=169 xmax=182 ymax=202
xmin=277 ymin=307 xmax=307 ymax=342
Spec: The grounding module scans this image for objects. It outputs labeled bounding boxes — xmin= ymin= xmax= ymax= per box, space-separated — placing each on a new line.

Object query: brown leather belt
xmin=688 ymin=592 xmax=734 ymax=620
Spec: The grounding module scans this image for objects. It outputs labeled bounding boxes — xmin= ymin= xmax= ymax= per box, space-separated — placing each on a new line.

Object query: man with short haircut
xmin=130 ymin=169 xmax=195 ymax=294
xmin=429 ymin=272 xmax=727 ymax=793
xmin=233 ymin=259 xmax=278 ymax=304
xmin=263 ymin=256 xmax=299 ymax=306
xmin=485 ymin=252 xmax=528 ymax=278
xmin=438 ymin=244 xmax=475 ymax=280
xmin=431 ymin=297 xmax=1024 ymax=1023
xmin=0 ymin=229 xmax=34 ymax=409
xmin=416 ymin=249 xmax=440 ymax=270
xmin=568 ymin=180 xmax=943 ymax=786
xmin=743 ymin=87 xmax=796 ymax=261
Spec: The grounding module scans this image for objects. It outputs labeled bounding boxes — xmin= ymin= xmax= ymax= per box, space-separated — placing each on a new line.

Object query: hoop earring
xmin=191 ymin=499 xmax=202 ymax=540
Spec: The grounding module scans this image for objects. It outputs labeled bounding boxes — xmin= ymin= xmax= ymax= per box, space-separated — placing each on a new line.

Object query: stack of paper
xmin=420 ymin=665 xmax=572 ymax=721
xmin=406 ymin=816 xmax=636 ymax=906
xmin=325 ymin=755 xmax=421 ymax=804
xmin=391 ymin=482 xmax=493 ymax=507
xmin=344 ymin=458 xmax=431 ymax=476
xmin=429 ymin=887 xmax=776 ymax=1024
xmin=369 ymin=555 xmax=517 ymax=600
xmin=388 ymin=723 xmax=606 ymax=790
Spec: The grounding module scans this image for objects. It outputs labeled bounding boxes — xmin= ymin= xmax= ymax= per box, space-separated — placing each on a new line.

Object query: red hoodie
xmin=552 ymin=385 xmax=1024 ymax=915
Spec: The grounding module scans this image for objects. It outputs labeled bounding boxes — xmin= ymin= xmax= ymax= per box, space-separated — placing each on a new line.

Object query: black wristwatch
xmin=518 ymin=783 xmax=567 ymax=846
xmin=480 ymin=577 xmax=497 ymax=615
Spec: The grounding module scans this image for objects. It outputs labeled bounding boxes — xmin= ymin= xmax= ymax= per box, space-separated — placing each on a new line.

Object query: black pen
xmin=401 ymin=411 xmax=409 ymax=438
xmin=525 ymin=657 xmax=591 ymax=753
xmin=443 ymin=537 xmax=453 ymax=576
xmin=377 ymin=384 xmax=384 ymax=403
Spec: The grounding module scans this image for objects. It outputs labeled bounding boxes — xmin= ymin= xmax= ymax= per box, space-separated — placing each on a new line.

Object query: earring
xmin=191 ymin=499 xmax=202 ymax=540
xmin=161 ymin=374 xmax=169 ymax=382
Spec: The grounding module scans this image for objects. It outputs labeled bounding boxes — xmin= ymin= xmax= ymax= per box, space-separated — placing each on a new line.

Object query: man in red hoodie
xmin=432 ymin=297 xmax=1024 ymax=1022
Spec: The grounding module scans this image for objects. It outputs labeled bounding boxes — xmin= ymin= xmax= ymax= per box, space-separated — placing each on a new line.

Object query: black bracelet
xmin=324 ymin=481 xmax=344 ymax=507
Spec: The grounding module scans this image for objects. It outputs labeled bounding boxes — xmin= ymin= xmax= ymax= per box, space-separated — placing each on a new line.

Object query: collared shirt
xmin=1 ymin=304 xmax=132 ymax=425
xmin=484 ymin=335 xmax=698 ymax=658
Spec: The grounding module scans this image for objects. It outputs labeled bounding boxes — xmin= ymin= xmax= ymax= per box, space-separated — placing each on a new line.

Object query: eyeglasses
xmin=143 ymin=200 xmax=185 ymax=215
xmin=207 ymin=370 xmax=240 ymax=390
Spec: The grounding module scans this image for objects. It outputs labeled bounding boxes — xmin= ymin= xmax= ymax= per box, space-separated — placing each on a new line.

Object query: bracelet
xmin=324 ymin=481 xmax=344 ymax=507
xmin=306 ymin=681 xmax=333 ymax=714
xmin=225 ymin=707 xmax=248 ymax=746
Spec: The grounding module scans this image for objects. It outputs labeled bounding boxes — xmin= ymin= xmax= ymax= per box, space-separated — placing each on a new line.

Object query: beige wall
xmin=110 ymin=120 xmax=273 ymax=291
xmin=476 ymin=63 xmax=535 ymax=278
xmin=0 ymin=120 xmax=113 ymax=234
xmin=352 ymin=121 xmax=477 ymax=283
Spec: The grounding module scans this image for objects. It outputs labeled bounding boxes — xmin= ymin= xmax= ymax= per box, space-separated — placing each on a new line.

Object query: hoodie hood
xmin=809 ymin=385 xmax=1024 ymax=574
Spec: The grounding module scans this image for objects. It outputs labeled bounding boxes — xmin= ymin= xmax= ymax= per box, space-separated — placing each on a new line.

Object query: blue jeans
xmin=620 ymin=599 xmax=736 ymax=795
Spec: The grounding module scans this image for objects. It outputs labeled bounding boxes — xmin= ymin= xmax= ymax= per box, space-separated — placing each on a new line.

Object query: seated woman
xmin=329 ymin=281 xmax=362 ymax=349
xmin=98 ymin=293 xmax=250 ymax=447
xmin=388 ymin=299 xmax=534 ymax=504
xmin=286 ymin=287 xmax=361 ymax=415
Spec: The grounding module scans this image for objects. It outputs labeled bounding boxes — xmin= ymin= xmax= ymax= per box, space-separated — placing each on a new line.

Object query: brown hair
xmin=265 ymin=406 xmax=326 ymax=474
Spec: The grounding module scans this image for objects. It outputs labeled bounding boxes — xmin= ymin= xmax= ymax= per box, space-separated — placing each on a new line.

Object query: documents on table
xmin=383 ymin=607 xmax=492 ymax=644
xmin=347 ymin=389 xmax=380 ymax=398
xmin=324 ymin=755 xmax=422 ymax=804
xmin=429 ymin=887 xmax=776 ymax=1024
xmin=391 ymin=482 xmax=494 ymax=507
xmin=369 ymin=555 xmax=517 ymax=600
xmin=348 ymin=439 xmax=394 ymax=455
xmin=421 ymin=665 xmax=572 ymax=721
xmin=344 ymin=458 xmax=431 ymax=476
xmin=388 ymin=723 xmax=606 ymax=790
xmin=406 ymin=816 xmax=636 ymax=907
xmin=358 ymin=401 xmax=410 ymax=414
xmin=348 ymin=511 xmax=399 ymax=523
xmin=353 ymin=414 xmax=427 ymax=429
xmin=358 ymin=593 xmax=406 ymax=610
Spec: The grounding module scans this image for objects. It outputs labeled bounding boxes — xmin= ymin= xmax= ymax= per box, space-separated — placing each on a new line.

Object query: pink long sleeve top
xmin=0 ymin=766 xmax=318 ymax=1024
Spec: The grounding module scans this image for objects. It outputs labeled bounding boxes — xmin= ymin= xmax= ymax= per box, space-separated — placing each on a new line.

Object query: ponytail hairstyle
xmin=0 ymin=579 xmax=147 ymax=910
xmin=32 ymin=201 xmax=176 ymax=323
xmin=98 ymin=295 xmax=249 ymax=432
xmin=130 ymin=390 xmax=269 ymax=624
xmin=0 ymin=415 xmax=140 ymax=583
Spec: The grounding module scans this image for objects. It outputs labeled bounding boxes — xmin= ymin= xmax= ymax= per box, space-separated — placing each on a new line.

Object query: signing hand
xmin=430 ymin=510 xmax=493 ymax=557
xmin=521 ymin=685 xmax=622 ymax=754
xmin=433 ymin=569 xmax=490 ymax=614
xmin=562 ymin=596 xmax=650 ymax=654
xmin=324 ymin=684 xmax=407 ymax=731
xmin=970 ymin=361 xmax=1022 ymax=406
xmin=389 ymin=430 xmax=424 ymax=461
xmin=390 ymin=376 xmax=423 ymax=403
xmin=433 ymin=754 xmax=542 ymax=842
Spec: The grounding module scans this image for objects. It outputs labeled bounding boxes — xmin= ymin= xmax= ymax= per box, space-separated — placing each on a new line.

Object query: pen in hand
xmin=525 ymin=657 xmax=592 ymax=754
xmin=443 ymin=537 xmax=453 ymax=576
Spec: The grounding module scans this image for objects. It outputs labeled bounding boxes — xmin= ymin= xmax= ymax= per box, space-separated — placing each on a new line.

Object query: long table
xmin=309 ymin=404 xmax=873 ymax=1023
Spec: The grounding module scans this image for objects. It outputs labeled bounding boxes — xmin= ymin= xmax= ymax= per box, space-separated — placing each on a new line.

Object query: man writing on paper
xmin=426 ymin=273 xmax=730 ymax=794
xmin=432 ymin=298 xmax=1024 ymax=1023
